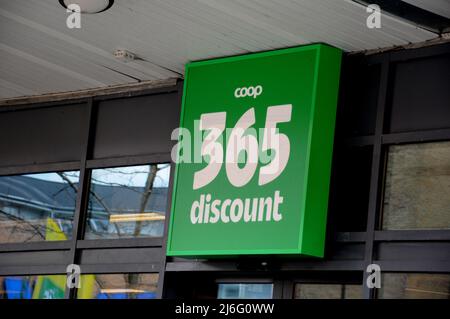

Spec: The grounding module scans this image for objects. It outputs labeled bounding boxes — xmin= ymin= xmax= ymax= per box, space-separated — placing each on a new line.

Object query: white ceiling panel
xmin=0 ymin=0 xmax=437 ymax=100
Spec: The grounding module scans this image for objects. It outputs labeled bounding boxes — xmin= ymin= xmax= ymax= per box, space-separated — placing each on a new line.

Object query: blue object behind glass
xmin=218 ymin=283 xmax=273 ymax=299
xmin=4 ymin=277 xmax=33 ymax=299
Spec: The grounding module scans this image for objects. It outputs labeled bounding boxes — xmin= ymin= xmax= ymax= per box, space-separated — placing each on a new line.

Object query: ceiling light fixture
xmin=59 ymin=0 xmax=114 ymax=14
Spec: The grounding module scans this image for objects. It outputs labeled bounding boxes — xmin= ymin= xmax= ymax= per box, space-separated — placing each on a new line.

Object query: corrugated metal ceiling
xmin=0 ymin=0 xmax=440 ymax=100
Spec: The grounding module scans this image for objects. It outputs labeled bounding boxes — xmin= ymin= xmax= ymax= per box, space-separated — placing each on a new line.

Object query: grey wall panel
xmin=376 ymin=242 xmax=450 ymax=261
xmin=0 ymin=250 xmax=72 ymax=267
xmin=0 ymin=103 xmax=87 ymax=167
xmin=93 ymin=93 xmax=180 ymax=159
xmin=388 ymin=53 xmax=450 ymax=133
xmin=79 ymin=247 xmax=163 ymax=265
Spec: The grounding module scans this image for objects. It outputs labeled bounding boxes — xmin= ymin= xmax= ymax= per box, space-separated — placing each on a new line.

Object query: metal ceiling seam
xmin=27 ymin=1 xmax=180 ymax=78
xmin=129 ymin=0 xmax=250 ymax=54
xmin=196 ymin=0 xmax=311 ymax=45
xmin=37 ymin=0 xmax=181 ymax=74
xmin=10 ymin=0 xmax=260 ymax=75
xmin=0 ymin=54 xmax=92 ymax=93
xmin=0 ymin=20 xmax=134 ymax=85
xmin=168 ymin=0 xmax=293 ymax=49
xmin=0 ymin=53 xmax=53 ymax=90
xmin=99 ymin=1 xmax=236 ymax=71
xmin=236 ymin=0 xmax=349 ymax=49
xmin=78 ymin=9 xmax=184 ymax=74
xmin=155 ymin=0 xmax=273 ymax=51
xmin=0 ymin=8 xmax=152 ymax=81
xmin=317 ymin=0 xmax=434 ymax=45
xmin=0 ymin=43 xmax=107 ymax=87
xmin=0 ymin=8 xmax=169 ymax=80
xmin=242 ymin=0 xmax=426 ymax=48
xmin=0 ymin=79 xmax=38 ymax=96
xmin=288 ymin=0 xmax=407 ymax=47
xmin=253 ymin=0 xmax=370 ymax=50
xmin=342 ymin=0 xmax=437 ymax=41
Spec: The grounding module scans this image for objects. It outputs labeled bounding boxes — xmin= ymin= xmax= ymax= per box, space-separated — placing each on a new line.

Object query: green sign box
xmin=167 ymin=44 xmax=342 ymax=258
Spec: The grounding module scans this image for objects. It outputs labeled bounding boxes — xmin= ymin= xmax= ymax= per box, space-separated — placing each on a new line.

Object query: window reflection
xmin=218 ymin=283 xmax=273 ymax=299
xmin=0 ymin=172 xmax=79 ymax=243
xmin=294 ymin=283 xmax=362 ymax=299
xmin=378 ymin=273 xmax=450 ymax=299
xmin=84 ymin=164 xmax=170 ymax=239
xmin=76 ymin=274 xmax=158 ymax=299
xmin=0 ymin=275 xmax=66 ymax=299
xmin=383 ymin=142 xmax=450 ymax=230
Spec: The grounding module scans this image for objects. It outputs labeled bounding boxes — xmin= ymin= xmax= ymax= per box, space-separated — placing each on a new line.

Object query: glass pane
xmin=217 ymin=283 xmax=273 ymax=299
xmin=383 ymin=142 xmax=450 ymax=230
xmin=378 ymin=273 xmax=450 ymax=299
xmin=0 ymin=171 xmax=79 ymax=243
xmin=294 ymin=283 xmax=362 ymax=299
xmin=0 ymin=275 xmax=66 ymax=299
xmin=84 ymin=164 xmax=170 ymax=239
xmin=76 ymin=274 xmax=158 ymax=299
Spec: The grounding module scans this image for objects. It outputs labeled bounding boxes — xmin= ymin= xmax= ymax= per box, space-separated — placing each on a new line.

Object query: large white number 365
xmin=259 ymin=104 xmax=291 ymax=185
xmin=193 ymin=104 xmax=292 ymax=190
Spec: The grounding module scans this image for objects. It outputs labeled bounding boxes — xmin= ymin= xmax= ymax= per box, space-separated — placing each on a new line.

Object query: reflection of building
xmin=0 ymin=175 xmax=168 ymax=242
xmin=0 ymin=175 xmax=77 ymax=242
xmin=87 ymin=177 xmax=168 ymax=239
xmin=0 ymin=274 xmax=158 ymax=299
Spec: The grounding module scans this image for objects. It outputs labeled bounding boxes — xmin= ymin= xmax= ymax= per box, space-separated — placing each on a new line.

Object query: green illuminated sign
xmin=167 ymin=44 xmax=342 ymax=258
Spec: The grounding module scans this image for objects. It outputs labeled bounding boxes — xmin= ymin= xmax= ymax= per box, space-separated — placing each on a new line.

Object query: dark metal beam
xmin=76 ymin=238 xmax=163 ymax=249
xmin=86 ymin=154 xmax=171 ymax=169
xmin=0 ymin=241 xmax=71 ymax=252
xmin=362 ymin=55 xmax=391 ymax=299
xmin=0 ymin=161 xmax=81 ymax=177
xmin=65 ymin=99 xmax=94 ymax=299
xmin=382 ymin=128 xmax=450 ymax=145
xmin=158 ymin=80 xmax=184 ymax=299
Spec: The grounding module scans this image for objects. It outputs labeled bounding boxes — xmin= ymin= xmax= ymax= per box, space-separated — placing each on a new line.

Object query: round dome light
xmin=59 ymin=0 xmax=114 ymax=14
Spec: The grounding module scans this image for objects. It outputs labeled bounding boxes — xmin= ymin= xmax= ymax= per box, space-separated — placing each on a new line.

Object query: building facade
xmin=0 ymin=42 xmax=449 ymax=299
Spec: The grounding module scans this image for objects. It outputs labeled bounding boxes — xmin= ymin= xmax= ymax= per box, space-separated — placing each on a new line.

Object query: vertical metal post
xmin=65 ymin=98 xmax=95 ymax=299
xmin=362 ymin=56 xmax=391 ymax=299
xmin=156 ymin=80 xmax=184 ymax=299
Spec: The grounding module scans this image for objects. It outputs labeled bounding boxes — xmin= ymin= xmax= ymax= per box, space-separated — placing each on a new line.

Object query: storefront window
xmin=76 ymin=273 xmax=158 ymax=299
xmin=294 ymin=283 xmax=362 ymax=299
xmin=217 ymin=283 xmax=273 ymax=299
xmin=0 ymin=171 xmax=79 ymax=243
xmin=377 ymin=273 xmax=450 ymax=299
xmin=0 ymin=275 xmax=66 ymax=299
xmin=382 ymin=142 xmax=450 ymax=230
xmin=84 ymin=164 xmax=170 ymax=239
